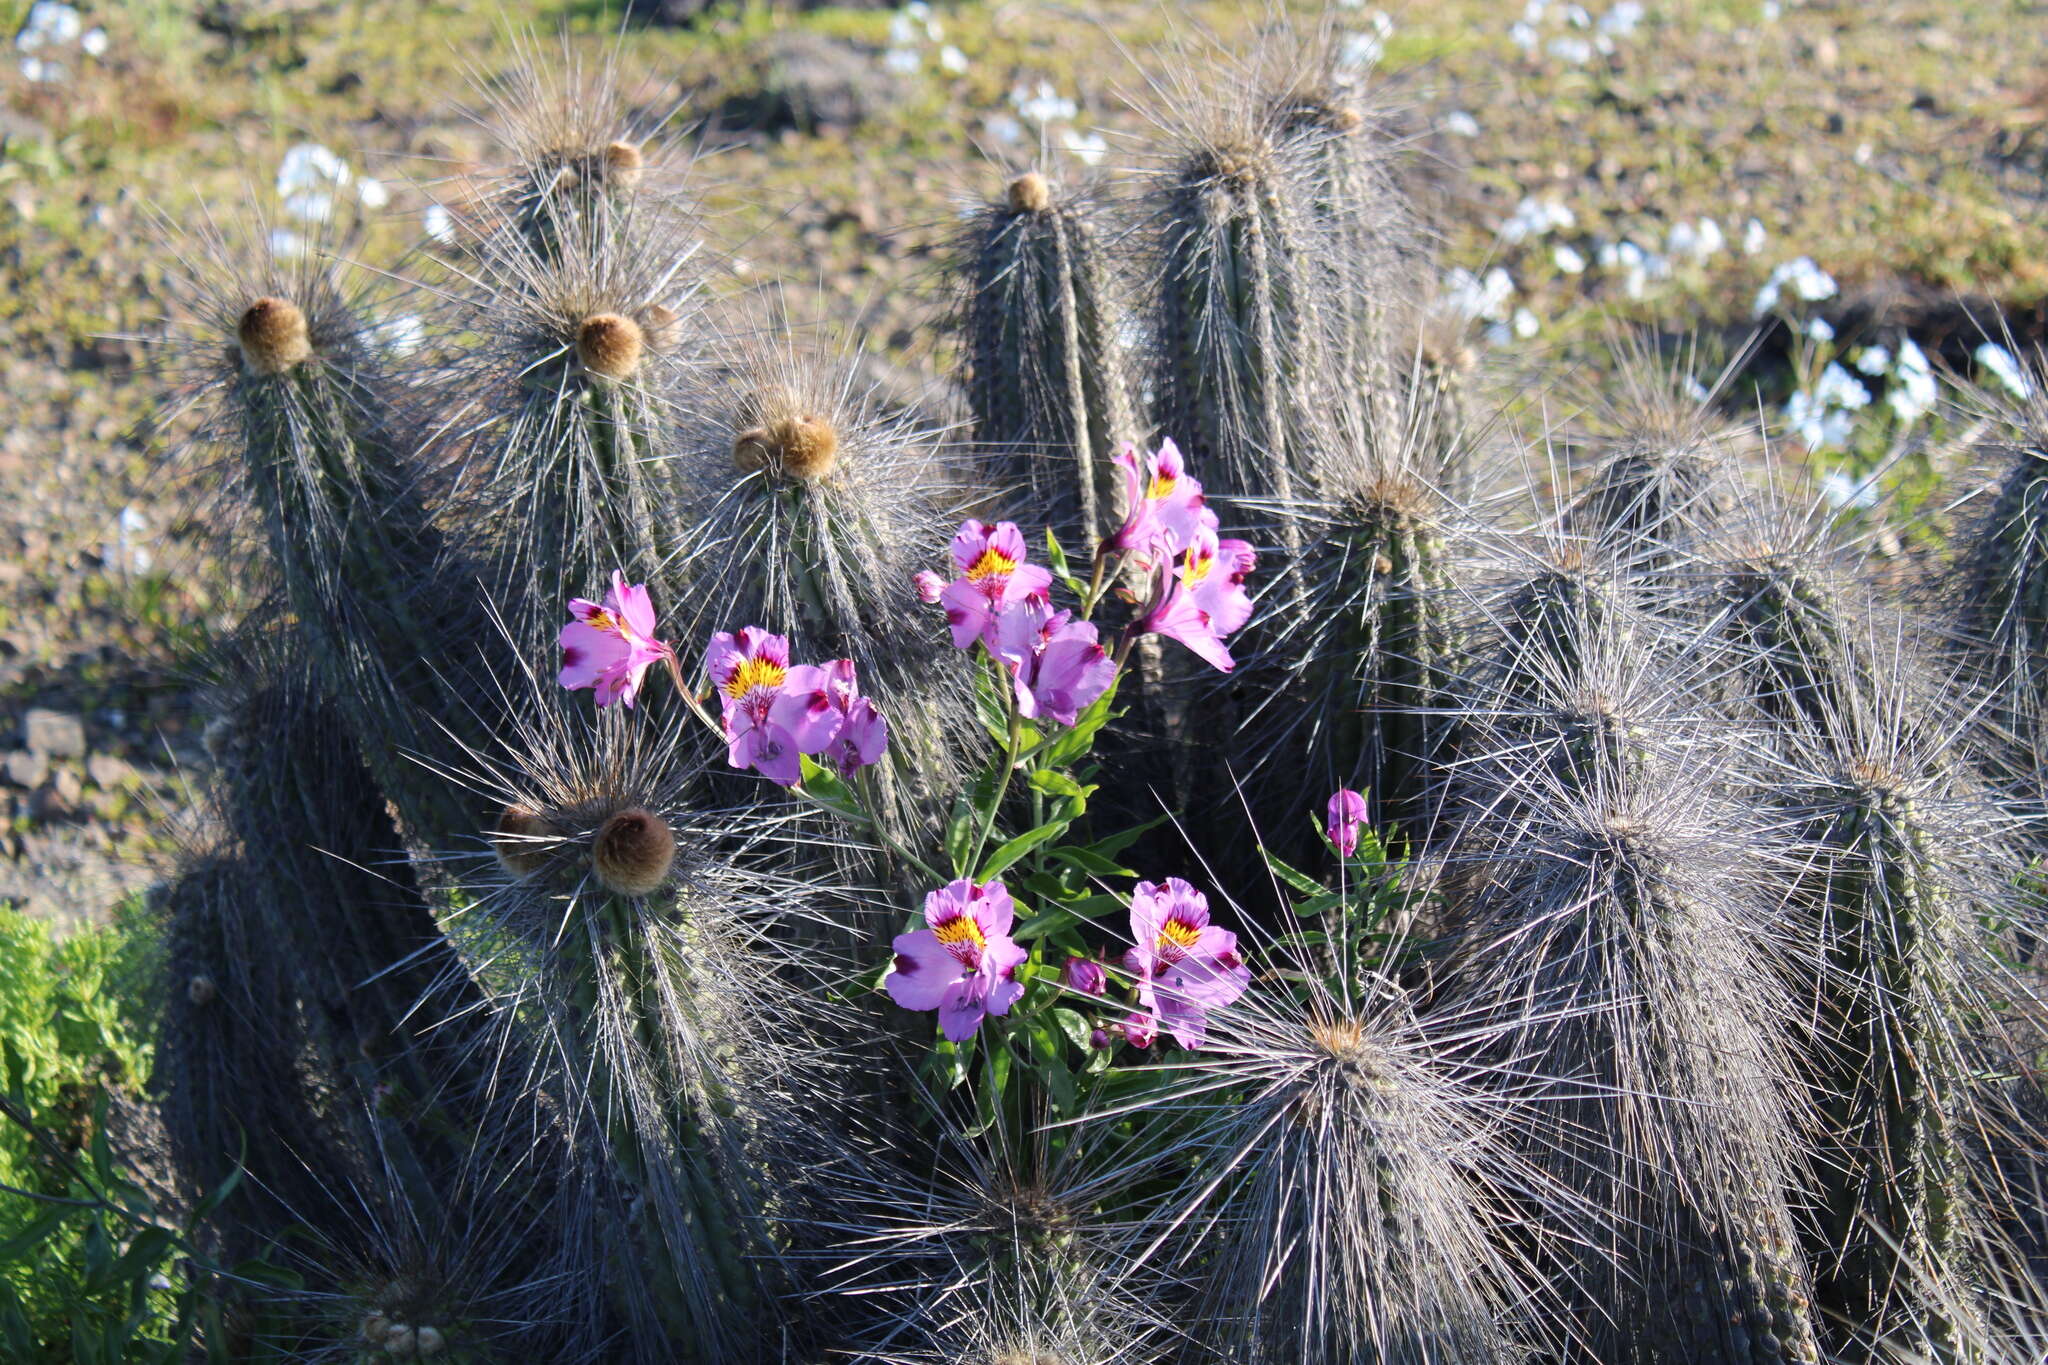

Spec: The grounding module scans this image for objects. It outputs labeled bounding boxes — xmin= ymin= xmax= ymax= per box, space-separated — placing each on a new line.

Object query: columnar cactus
xmin=1148 ymin=108 xmax=1334 ymax=515
xmin=670 ymin=326 xmax=982 ymax=841
xmin=166 ymin=218 xmax=493 ymax=846
xmin=958 ymin=170 xmax=1137 ymax=548
xmin=1101 ymin=969 xmax=1544 ymax=1364
xmin=441 ymin=192 xmax=701 ymax=654
xmin=1443 ymin=600 xmax=1825 ymax=1365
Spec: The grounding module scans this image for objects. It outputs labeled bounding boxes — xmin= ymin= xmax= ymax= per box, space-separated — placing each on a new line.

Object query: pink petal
xmin=938 ymin=977 xmax=990 ymax=1041
xmin=971 ymin=883 xmax=1017 ymax=939
xmin=885 ymin=930 xmax=961 ymax=1012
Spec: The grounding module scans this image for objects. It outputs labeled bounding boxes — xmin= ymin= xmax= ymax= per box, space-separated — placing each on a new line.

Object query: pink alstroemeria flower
xmin=992 ymin=598 xmax=1117 ymax=727
xmin=1327 ymin=789 xmax=1368 ymax=858
xmin=560 ymin=571 xmax=673 ymax=708
xmin=1109 ymin=439 xmax=1213 ymax=562
xmin=705 ymin=628 xmax=816 ymax=786
xmin=781 ymin=658 xmax=890 ymax=776
xmin=1121 ymin=878 xmax=1250 ymax=1050
xmin=1142 ymin=525 xmax=1257 ymax=673
xmin=886 ymin=879 xmax=1029 ymax=1041
xmin=938 ymin=520 xmax=1054 ymax=651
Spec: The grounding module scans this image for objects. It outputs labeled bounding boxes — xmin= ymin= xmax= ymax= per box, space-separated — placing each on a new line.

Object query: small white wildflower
xmin=1443 ymin=265 xmax=1516 ymax=322
xmin=1484 ymin=321 xmax=1513 ymax=346
xmin=1442 ymin=109 xmax=1481 ymax=138
xmin=1762 ymin=1 xmax=1781 ymax=19
xmin=888 ymin=12 xmax=920 ymax=46
xmin=278 ymin=142 xmax=353 ymax=199
xmin=423 ymin=203 xmax=454 ymax=245
xmin=15 ymin=2 xmax=82 ymax=51
xmin=1010 ymin=80 xmax=1077 ymax=126
xmin=1594 ymin=32 xmax=1617 ymax=54
xmin=938 ymin=44 xmax=968 ymax=74
xmin=1595 ymin=239 xmax=1622 ymax=269
xmin=373 ymin=313 xmax=425 ymax=358
xmin=1512 ymin=306 xmax=1541 ymax=339
xmin=1753 ymin=255 xmax=1836 ymax=316
xmin=1815 ymin=361 xmax=1871 ymax=411
xmin=1510 ymin=21 xmax=1540 ymax=52
xmin=1785 ymin=390 xmax=1855 ymax=450
xmin=1548 ymin=36 xmax=1594 ymax=63
xmin=1681 ymin=375 xmax=1712 ymax=402
xmin=1855 ymin=346 xmax=1891 ymax=376
xmin=1338 ymin=12 xmax=1395 ymax=70
xmin=883 ymin=48 xmax=920 ymax=74
xmin=268 ymin=228 xmax=308 ymax=259
xmin=1742 ymin=217 xmax=1768 ymax=255
xmin=1669 ymin=217 xmax=1725 ymax=262
xmin=1821 ymin=469 xmax=1880 ymax=508
xmin=1888 ymin=338 xmax=1938 ymax=423
xmin=1976 ymin=341 xmax=2032 ymax=397
xmin=1500 ymin=195 xmax=1575 ymax=242
xmin=1523 ymin=0 xmax=1549 ymax=21
xmin=1600 ymin=1 xmax=1647 ymax=35
xmin=1565 ymin=4 xmax=1592 ymax=26
xmin=282 ymin=192 xmax=336 ymax=223
xmin=1062 ymin=130 xmax=1108 ymax=166
xmin=357 ymin=178 xmax=389 ymax=210
xmin=1806 ymin=317 xmax=1834 ymax=342
xmin=1553 ymin=243 xmax=1587 ymax=274
xmin=79 ymin=25 xmax=105 ymax=56
xmin=18 ymin=54 xmax=51 ymax=81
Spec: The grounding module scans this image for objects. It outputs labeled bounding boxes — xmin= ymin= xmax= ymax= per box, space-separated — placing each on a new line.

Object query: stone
xmin=86 ymin=754 xmax=130 ymax=789
xmin=719 ymin=33 xmax=906 ymax=135
xmin=23 ymin=707 xmax=85 ymax=758
xmin=3 ymin=750 xmax=47 ymax=789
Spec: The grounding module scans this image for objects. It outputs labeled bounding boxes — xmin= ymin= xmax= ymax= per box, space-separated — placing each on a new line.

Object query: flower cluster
xmin=1114 ymin=440 xmax=1256 ymax=673
xmin=929 ymin=519 xmax=1118 ymax=724
xmin=706 ymin=629 xmax=887 ymax=786
xmin=558 ymin=574 xmax=888 ymax=787
xmin=887 ymin=874 xmax=1250 ymax=1049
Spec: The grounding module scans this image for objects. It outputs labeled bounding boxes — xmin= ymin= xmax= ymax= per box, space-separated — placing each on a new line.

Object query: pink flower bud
xmin=1061 ymin=955 xmax=1106 ymax=996
xmin=1122 ymin=1011 xmax=1156 ymax=1049
xmin=1326 ymin=788 xmax=1368 ymax=858
xmin=913 ymin=570 xmax=946 ymax=604
xmin=1089 ymin=1026 xmax=1113 ymax=1050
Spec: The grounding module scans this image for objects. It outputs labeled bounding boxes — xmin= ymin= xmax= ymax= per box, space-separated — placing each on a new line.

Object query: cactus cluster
xmin=125 ymin=17 xmax=2048 ymax=1365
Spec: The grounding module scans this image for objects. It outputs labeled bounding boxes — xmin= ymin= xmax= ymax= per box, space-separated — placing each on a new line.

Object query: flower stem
xmin=970 ymin=673 xmax=1026 ymax=875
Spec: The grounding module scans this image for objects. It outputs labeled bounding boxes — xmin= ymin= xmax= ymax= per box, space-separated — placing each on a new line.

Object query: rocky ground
xmin=0 ymin=0 xmax=2043 ymax=931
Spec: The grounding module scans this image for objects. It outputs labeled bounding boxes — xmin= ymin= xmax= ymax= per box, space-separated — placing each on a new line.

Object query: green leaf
xmin=1026 ymin=769 xmax=1087 ymax=800
xmin=190 ymin=1164 xmax=244 ymax=1223
xmin=106 ymin=1227 xmax=175 ymax=1289
xmin=943 ymin=789 xmax=978 ymax=876
xmin=1045 ymin=529 xmax=1091 ymax=600
xmin=0 ymin=1282 xmax=30 ymax=1362
xmin=0 ymin=1203 xmax=72 ymax=1262
xmin=1016 ymin=893 xmax=1125 ymax=939
xmin=1261 ymin=847 xmax=1328 ymax=897
xmin=1051 ymin=1007 xmax=1096 ymax=1053
xmin=1085 ymin=814 xmax=1168 ymax=862
xmin=1044 ymin=845 xmax=1131 ymax=878
xmin=976 ymin=819 xmax=1070 ymax=881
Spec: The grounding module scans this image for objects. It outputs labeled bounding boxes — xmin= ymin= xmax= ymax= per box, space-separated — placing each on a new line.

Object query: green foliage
xmin=0 ymin=900 xmax=173 ymax=1355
